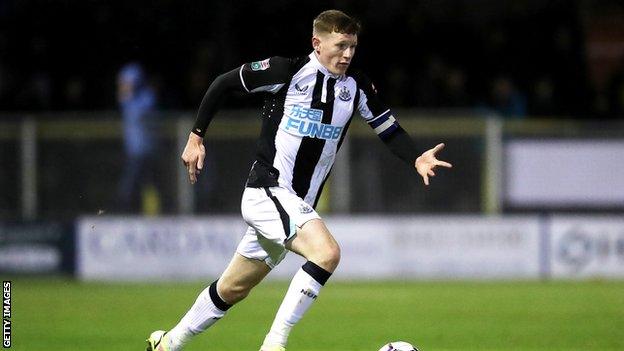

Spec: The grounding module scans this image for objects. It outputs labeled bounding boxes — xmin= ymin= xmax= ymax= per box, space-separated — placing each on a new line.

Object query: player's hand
xmin=181 ymin=132 xmax=206 ymax=184
xmin=415 ymin=143 xmax=452 ymax=186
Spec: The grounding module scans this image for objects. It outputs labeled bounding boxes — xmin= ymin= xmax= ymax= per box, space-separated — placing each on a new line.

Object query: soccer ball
xmin=378 ymin=341 xmax=419 ymax=351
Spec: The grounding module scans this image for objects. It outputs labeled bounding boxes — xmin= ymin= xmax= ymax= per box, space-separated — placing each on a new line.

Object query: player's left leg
xmin=260 ymin=218 xmax=340 ymax=351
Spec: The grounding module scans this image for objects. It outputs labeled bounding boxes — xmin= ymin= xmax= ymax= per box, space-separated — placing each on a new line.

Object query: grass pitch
xmin=10 ymin=279 xmax=624 ymax=350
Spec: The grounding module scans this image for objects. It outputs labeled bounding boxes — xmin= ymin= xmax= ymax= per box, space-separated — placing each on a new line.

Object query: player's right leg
xmin=147 ymin=252 xmax=271 ymax=351
xmin=237 ymin=186 xmax=341 ymax=351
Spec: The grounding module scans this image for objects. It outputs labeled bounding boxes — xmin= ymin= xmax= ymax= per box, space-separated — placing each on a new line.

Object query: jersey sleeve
xmin=191 ymin=56 xmax=293 ymax=137
xmin=239 ymin=56 xmax=292 ymax=94
xmin=354 ymin=72 xmax=419 ymax=166
xmin=354 ymin=72 xmax=399 ymax=140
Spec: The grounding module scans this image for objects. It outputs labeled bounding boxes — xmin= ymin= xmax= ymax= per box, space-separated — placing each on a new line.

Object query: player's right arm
xmin=181 ymin=67 xmax=242 ymax=184
xmin=182 ymin=57 xmax=292 ymax=184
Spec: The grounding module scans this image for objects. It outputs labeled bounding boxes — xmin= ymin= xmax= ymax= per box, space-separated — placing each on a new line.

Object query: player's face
xmin=313 ymin=31 xmax=358 ymax=75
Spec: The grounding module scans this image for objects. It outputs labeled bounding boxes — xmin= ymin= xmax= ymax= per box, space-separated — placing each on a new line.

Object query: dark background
xmin=2 ymin=0 xmax=624 ymax=118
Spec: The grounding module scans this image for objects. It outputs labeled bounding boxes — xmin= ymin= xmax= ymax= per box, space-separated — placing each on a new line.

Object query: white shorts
xmin=236 ymin=186 xmax=321 ymax=268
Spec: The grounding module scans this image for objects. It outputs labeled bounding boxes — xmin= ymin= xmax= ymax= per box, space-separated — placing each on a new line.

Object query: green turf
xmin=9 ymin=278 xmax=624 ymax=350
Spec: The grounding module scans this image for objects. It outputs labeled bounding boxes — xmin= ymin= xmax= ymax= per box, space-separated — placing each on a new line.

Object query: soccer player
xmin=147 ymin=9 xmax=451 ymax=351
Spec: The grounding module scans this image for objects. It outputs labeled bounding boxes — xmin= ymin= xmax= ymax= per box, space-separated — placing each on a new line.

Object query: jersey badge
xmin=338 ymin=86 xmax=352 ymax=101
xmin=250 ymin=58 xmax=270 ymax=71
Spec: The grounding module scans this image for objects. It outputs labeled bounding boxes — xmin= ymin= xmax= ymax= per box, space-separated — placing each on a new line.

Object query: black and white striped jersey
xmin=238 ymin=52 xmax=404 ymax=207
xmin=192 ymin=51 xmax=417 ymax=208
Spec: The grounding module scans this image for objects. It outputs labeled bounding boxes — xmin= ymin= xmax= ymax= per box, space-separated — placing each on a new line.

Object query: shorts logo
xmin=250 ymin=58 xmax=270 ymax=71
xmin=338 ymin=86 xmax=351 ymax=101
xmin=299 ymin=203 xmax=313 ymax=214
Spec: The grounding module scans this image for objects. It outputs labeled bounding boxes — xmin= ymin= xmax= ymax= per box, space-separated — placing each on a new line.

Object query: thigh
xmin=219 ymin=252 xmax=271 ymax=291
xmin=285 ymin=218 xmax=339 ymax=260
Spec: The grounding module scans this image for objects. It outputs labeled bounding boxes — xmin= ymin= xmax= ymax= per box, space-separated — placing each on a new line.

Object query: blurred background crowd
xmin=2 ymin=0 xmax=624 ymax=220
xmin=1 ymin=0 xmax=623 ymax=119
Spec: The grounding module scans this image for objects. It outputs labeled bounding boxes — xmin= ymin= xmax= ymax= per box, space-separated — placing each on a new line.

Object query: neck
xmin=311 ymin=51 xmax=341 ymax=77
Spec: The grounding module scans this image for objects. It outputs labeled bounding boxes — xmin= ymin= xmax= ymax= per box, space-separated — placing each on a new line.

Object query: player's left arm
xmin=355 ymin=73 xmax=452 ymax=185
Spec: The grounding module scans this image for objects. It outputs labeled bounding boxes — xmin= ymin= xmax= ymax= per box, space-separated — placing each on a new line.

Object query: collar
xmin=308 ymin=51 xmax=344 ymax=80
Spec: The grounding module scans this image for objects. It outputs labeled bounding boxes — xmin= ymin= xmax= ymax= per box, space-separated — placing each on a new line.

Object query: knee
xmin=217 ymin=280 xmax=251 ymax=304
xmin=315 ymin=243 xmax=341 ymax=272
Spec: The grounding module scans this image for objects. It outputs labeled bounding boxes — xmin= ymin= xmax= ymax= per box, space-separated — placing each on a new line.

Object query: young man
xmin=147 ymin=9 xmax=451 ymax=351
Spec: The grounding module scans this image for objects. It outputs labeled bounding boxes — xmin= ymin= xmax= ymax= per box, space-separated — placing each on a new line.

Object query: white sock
xmin=166 ymin=280 xmax=231 ymax=351
xmin=263 ymin=261 xmax=331 ymax=348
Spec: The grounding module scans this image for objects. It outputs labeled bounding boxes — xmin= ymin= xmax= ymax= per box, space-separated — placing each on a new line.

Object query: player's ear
xmin=312 ymin=36 xmax=321 ymax=54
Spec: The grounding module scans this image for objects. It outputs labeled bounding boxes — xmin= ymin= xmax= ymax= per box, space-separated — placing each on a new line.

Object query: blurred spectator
xmin=15 ymin=71 xmax=52 ymax=111
xmin=116 ymin=62 xmax=160 ymax=213
xmin=441 ymin=67 xmax=470 ymax=108
xmin=530 ymin=76 xmax=557 ymax=116
xmin=15 ymin=71 xmax=52 ymax=110
xmin=481 ymin=76 xmax=527 ymax=118
xmin=31 ymin=72 xmax=52 ymax=108
xmin=64 ymin=76 xmax=86 ymax=108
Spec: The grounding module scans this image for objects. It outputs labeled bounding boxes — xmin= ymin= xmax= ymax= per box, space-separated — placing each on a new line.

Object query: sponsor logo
xmin=86 ymin=225 xmax=236 ymax=257
xmin=300 ymin=288 xmax=317 ymax=299
xmin=290 ymin=105 xmax=323 ymax=121
xmin=282 ymin=105 xmax=343 ymax=140
xmin=250 ymin=58 xmax=270 ymax=71
xmin=338 ymin=86 xmax=352 ymax=101
xmin=299 ymin=203 xmax=313 ymax=214
xmin=557 ymin=227 xmax=624 ymax=273
xmin=558 ymin=230 xmax=592 ymax=271
xmin=294 ymin=83 xmax=308 ymax=94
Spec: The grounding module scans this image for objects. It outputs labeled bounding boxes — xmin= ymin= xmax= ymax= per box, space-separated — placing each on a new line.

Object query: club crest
xmin=338 ymin=86 xmax=352 ymax=101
